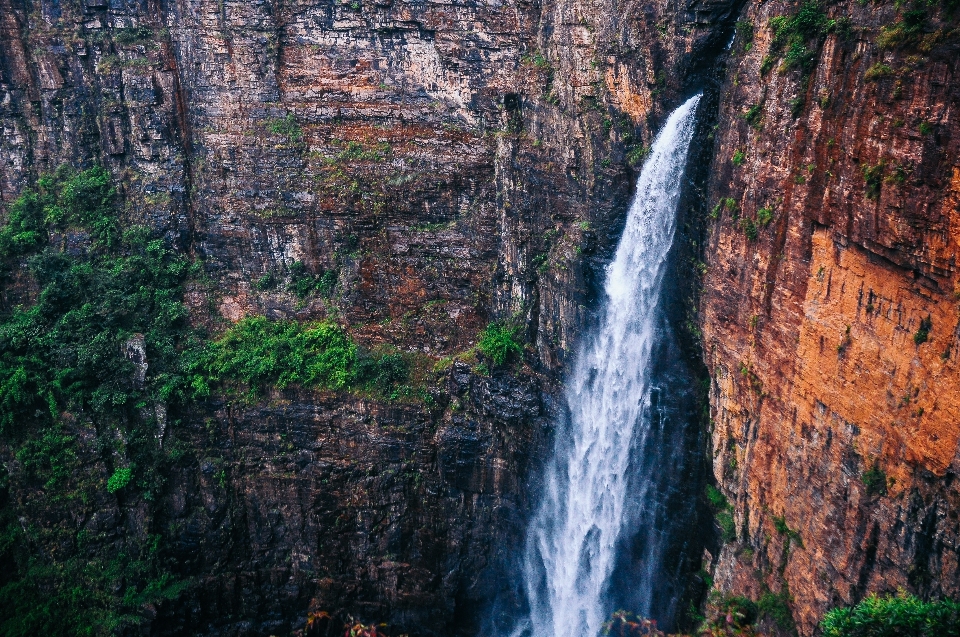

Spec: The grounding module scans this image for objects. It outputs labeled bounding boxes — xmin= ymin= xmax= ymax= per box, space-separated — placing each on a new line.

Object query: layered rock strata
xmin=700 ymin=2 xmax=960 ymax=634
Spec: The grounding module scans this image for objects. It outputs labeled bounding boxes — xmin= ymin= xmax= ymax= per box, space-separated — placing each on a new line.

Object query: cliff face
xmin=3 ymin=0 xmax=958 ymax=634
xmin=700 ymin=1 xmax=960 ymax=634
xmin=0 ymin=0 xmax=735 ymax=634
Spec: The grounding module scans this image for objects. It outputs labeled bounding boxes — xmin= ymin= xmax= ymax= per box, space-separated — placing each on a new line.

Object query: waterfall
xmin=517 ymin=94 xmax=702 ymax=637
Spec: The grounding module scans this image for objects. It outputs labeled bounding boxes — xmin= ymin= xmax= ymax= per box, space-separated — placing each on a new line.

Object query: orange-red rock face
xmin=701 ymin=2 xmax=960 ymax=634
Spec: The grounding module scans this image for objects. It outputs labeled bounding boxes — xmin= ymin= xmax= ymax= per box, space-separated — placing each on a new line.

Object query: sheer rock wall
xmin=700 ymin=3 xmax=960 ymax=634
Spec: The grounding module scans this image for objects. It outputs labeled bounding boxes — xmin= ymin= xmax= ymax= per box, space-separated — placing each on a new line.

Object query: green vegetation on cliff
xmin=822 ymin=591 xmax=960 ymax=637
xmin=0 ymin=167 xmax=196 ymax=635
xmin=477 ymin=321 xmax=524 ymax=366
xmin=202 ymin=316 xmax=410 ymax=397
xmin=0 ymin=166 xmax=419 ymax=635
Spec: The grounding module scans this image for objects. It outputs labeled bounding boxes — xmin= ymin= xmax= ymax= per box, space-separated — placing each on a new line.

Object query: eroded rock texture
xmin=701 ymin=2 xmax=960 ymax=634
xmin=4 ymin=0 xmax=957 ymax=633
xmin=0 ymin=0 xmax=737 ymax=634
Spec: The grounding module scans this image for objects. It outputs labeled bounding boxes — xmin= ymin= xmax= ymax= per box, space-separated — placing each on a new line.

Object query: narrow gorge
xmin=0 ymin=0 xmax=957 ymax=636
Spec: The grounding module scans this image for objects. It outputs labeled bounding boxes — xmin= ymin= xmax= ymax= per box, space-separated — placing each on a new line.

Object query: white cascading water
xmin=517 ymin=94 xmax=702 ymax=637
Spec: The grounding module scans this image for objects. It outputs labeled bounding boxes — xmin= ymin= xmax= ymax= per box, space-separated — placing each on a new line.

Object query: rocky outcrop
xmin=0 ymin=0 xmax=737 ymax=634
xmin=700 ymin=2 xmax=960 ymax=634
xmin=4 ymin=0 xmax=957 ymax=633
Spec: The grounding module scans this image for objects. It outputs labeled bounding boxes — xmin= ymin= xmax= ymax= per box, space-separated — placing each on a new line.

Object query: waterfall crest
xmin=518 ymin=94 xmax=702 ymax=637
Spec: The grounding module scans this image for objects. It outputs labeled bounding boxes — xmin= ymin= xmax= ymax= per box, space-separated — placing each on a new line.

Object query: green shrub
xmin=821 ymin=591 xmax=960 ymax=637
xmin=717 ymin=511 xmax=737 ymax=542
xmin=626 ymin=145 xmax=650 ymax=166
xmin=765 ymin=1 xmax=829 ymax=77
xmin=477 ymin=322 xmax=523 ymax=365
xmin=739 ymin=217 xmax=758 ymax=241
xmin=208 ymin=317 xmax=357 ymax=392
xmin=706 ymin=485 xmax=736 ymax=542
xmin=0 ymin=166 xmax=116 ymax=260
xmin=736 ymin=21 xmax=755 ymax=52
xmin=287 ymin=261 xmax=337 ymax=298
xmin=355 ymin=351 xmax=409 ymax=391
xmin=720 ymin=595 xmax=759 ymax=627
xmin=743 ymin=103 xmax=763 ymax=129
xmin=113 ymin=26 xmax=154 ymax=44
xmin=0 ymin=166 xmax=192 ymax=635
xmin=757 ymin=206 xmax=774 ymax=226
xmin=713 ymin=197 xmax=741 ymax=221
xmin=790 ymin=96 xmax=806 ymax=118
xmin=876 ymin=9 xmax=928 ymax=50
xmin=206 ymin=316 xmax=410 ymax=396
xmin=705 ymin=484 xmax=729 ymax=510
xmin=760 ymin=54 xmax=777 ymax=75
xmin=0 ymin=172 xmax=193 ymax=437
xmin=865 ymin=63 xmax=894 ymax=81
xmin=861 ymin=462 xmax=887 ymax=496
xmin=255 ymin=272 xmax=276 ymax=290
xmin=914 ymin=315 xmax=932 ymax=345
xmin=759 ymin=587 xmax=795 ymax=631
xmin=267 ymin=114 xmax=302 ymax=141
xmin=863 ymin=162 xmax=885 ymax=199
xmin=0 ymin=191 xmax=45 ymax=260
xmin=107 ymin=467 xmax=133 ymax=493
xmin=732 ymin=149 xmax=746 ymax=166
xmin=14 ymin=429 xmax=77 ymax=490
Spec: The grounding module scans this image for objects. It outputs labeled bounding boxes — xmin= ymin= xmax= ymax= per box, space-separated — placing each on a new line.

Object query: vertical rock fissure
xmin=513 ymin=94 xmax=702 ymax=637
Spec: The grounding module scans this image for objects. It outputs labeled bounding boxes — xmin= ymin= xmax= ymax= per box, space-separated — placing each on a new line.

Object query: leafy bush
xmin=207 ymin=317 xmax=357 ymax=393
xmin=267 ymin=114 xmax=303 ymax=141
xmin=861 ymin=462 xmax=887 ymax=496
xmin=355 ymin=351 xmax=409 ymax=392
xmin=0 ymin=166 xmax=192 ymax=635
xmin=706 ymin=485 xmax=736 ymax=542
xmin=821 ymin=591 xmax=960 ymax=637
xmin=106 ymin=467 xmax=132 ymax=493
xmin=876 ymin=9 xmax=928 ymax=50
xmin=865 ymin=63 xmax=894 ymax=81
xmin=743 ymin=103 xmax=763 ymax=129
xmin=739 ymin=217 xmax=758 ymax=241
xmin=255 ymin=272 xmax=276 ymax=290
xmin=113 ymin=25 xmax=154 ymax=44
xmin=765 ymin=1 xmax=830 ymax=77
xmin=720 ymin=596 xmax=760 ymax=627
xmin=14 ymin=429 xmax=77 ymax=490
xmin=0 ymin=166 xmax=116 ymax=261
xmin=287 ymin=261 xmax=338 ymax=299
xmin=0 ymin=174 xmax=193 ymax=437
xmin=914 ymin=315 xmax=932 ymax=345
xmin=717 ymin=511 xmax=737 ymax=542
xmin=757 ymin=207 xmax=774 ymax=226
xmin=759 ymin=588 xmax=795 ymax=631
xmin=736 ymin=20 xmax=755 ymax=52
xmin=206 ymin=316 xmax=411 ymax=396
xmin=863 ymin=162 xmax=885 ymax=199
xmin=706 ymin=484 xmax=729 ymax=510
xmin=732 ymin=149 xmax=746 ymax=166
xmin=626 ymin=145 xmax=650 ymax=166
xmin=477 ymin=322 xmax=523 ymax=365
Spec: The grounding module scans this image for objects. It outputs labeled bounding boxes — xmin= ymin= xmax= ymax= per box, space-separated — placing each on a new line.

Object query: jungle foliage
xmin=0 ymin=166 xmax=415 ymax=635
xmin=821 ymin=591 xmax=960 ymax=637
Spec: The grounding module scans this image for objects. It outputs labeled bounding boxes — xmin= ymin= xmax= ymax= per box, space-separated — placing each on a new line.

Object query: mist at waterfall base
xmin=507 ymin=94 xmax=704 ymax=637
